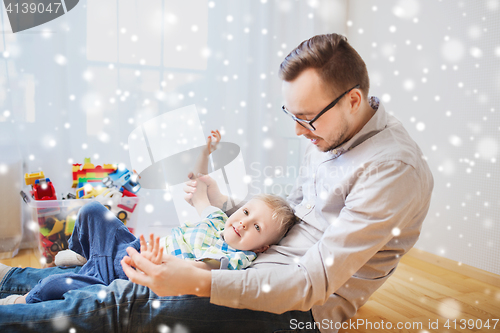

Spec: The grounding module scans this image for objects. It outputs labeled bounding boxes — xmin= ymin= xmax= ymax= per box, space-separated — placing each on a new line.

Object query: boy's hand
xmin=139 ymin=233 xmax=163 ymax=265
xmin=184 ymin=173 xmax=228 ymax=210
xmin=121 ymin=248 xmax=211 ymax=297
xmin=206 ymin=130 xmax=221 ymax=155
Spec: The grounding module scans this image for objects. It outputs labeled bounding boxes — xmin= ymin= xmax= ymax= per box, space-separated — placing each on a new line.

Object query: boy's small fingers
xmin=122 ymin=256 xmax=131 ymax=265
xmin=139 ymin=235 xmax=146 ymax=251
xmin=122 ymin=259 xmax=150 ymax=286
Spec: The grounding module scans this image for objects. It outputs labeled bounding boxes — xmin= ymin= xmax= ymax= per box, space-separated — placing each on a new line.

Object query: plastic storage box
xmin=24 ymin=194 xmax=140 ymax=266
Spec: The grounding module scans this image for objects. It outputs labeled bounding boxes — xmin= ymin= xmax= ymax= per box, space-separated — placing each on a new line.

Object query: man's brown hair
xmin=279 ymin=33 xmax=370 ymax=99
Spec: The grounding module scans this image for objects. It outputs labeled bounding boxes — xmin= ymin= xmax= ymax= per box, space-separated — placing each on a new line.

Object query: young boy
xmin=1 ymin=131 xmax=297 ymax=305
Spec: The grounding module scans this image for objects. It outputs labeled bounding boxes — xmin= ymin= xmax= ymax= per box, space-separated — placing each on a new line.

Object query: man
xmin=0 ymin=34 xmax=433 ymax=333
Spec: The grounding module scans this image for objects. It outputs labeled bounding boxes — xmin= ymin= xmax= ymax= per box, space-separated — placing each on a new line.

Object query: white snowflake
xmin=145 ymin=204 xmax=155 ymax=213
xmin=263 ymin=139 xmax=273 ymax=149
xmin=441 ymin=39 xmax=465 ymax=63
xmin=448 ymin=135 xmax=462 ymax=147
xmin=416 ymin=122 xmax=425 ymax=131
xmin=54 ymin=54 xmax=67 ymax=65
xmin=438 ymin=298 xmax=461 ymax=319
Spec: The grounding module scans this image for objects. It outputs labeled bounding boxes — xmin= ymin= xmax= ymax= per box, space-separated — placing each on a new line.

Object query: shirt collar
xmin=329 ymin=96 xmax=386 ymax=156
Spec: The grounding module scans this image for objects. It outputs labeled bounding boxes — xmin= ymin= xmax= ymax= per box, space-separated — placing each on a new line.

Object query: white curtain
xmin=0 ymin=0 xmax=347 ymax=242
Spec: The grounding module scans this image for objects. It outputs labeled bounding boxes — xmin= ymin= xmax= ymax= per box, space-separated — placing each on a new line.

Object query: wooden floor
xmin=338 ymin=252 xmax=500 ymax=333
xmin=2 ymin=248 xmax=499 ymax=332
xmin=0 ymin=248 xmax=42 ymax=269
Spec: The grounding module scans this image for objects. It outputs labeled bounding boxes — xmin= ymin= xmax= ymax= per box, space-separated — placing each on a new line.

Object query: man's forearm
xmin=192 ymin=267 xmax=212 ymax=297
xmin=191 ymin=259 xmax=221 ymax=271
xmin=122 ymin=249 xmax=212 ymax=298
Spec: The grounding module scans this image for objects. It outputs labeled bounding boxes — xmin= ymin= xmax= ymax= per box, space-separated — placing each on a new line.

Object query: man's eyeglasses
xmin=281 ymin=84 xmax=360 ymax=131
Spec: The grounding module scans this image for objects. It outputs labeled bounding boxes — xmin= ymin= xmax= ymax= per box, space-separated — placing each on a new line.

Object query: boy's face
xmin=222 ymin=199 xmax=281 ymax=253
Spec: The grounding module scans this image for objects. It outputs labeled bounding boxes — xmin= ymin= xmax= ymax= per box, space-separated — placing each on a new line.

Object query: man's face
xmin=222 ymin=199 xmax=281 ymax=253
xmin=282 ymin=68 xmax=355 ymax=152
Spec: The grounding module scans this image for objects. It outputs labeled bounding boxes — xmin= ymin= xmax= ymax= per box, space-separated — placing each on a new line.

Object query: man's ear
xmin=348 ymin=88 xmax=362 ymax=114
xmin=253 ymin=245 xmax=270 ymax=253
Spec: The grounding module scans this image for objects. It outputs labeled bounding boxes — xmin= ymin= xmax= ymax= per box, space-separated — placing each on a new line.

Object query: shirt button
xmin=306 ymin=204 xmax=311 ymax=209
xmin=332 ymin=149 xmax=338 ymax=155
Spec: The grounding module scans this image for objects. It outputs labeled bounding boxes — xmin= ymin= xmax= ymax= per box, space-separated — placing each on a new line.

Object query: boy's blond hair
xmin=253 ymin=194 xmax=298 ymax=244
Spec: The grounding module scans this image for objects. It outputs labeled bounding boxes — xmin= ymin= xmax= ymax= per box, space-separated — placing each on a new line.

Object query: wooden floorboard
xmin=338 ymin=253 xmax=500 ymax=333
xmin=0 ymin=248 xmax=42 ymax=269
xmin=1 ymin=249 xmax=499 ymax=332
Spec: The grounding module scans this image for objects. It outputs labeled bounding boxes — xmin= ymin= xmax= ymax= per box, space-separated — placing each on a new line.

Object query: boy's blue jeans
xmin=0 ymin=201 xmax=318 ymax=332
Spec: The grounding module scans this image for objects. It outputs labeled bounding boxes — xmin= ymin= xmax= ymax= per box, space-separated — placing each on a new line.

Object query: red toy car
xmin=32 ymin=178 xmax=57 ymax=200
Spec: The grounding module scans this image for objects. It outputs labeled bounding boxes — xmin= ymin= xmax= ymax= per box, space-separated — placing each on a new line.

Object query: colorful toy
xmin=32 ymin=178 xmax=57 ymax=200
xmin=103 ymin=198 xmax=138 ymax=233
xmin=38 ymin=216 xmax=70 ymax=264
xmin=72 ymin=158 xmax=116 ymax=188
xmin=103 ymin=165 xmax=141 ymax=194
xmin=75 ymin=184 xmax=109 ymax=199
xmin=23 ymin=160 xmax=141 ymax=266
xmin=24 ymin=172 xmax=57 ymax=200
xmin=24 ymin=171 xmax=45 ymax=186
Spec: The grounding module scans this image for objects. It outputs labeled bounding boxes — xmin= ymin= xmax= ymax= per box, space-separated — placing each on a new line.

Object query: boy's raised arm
xmin=191 ymin=130 xmax=221 ymax=216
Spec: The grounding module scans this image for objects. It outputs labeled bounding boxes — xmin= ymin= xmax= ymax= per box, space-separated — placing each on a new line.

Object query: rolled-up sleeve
xmin=211 ymin=161 xmax=423 ymax=313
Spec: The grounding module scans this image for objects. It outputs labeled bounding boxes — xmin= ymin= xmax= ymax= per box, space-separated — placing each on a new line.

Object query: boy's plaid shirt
xmin=163 ymin=209 xmax=257 ymax=270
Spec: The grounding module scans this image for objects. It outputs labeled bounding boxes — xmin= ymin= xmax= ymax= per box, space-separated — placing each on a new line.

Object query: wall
xmin=347 ymin=0 xmax=500 ymax=274
xmin=0 ymin=0 xmax=347 ymax=244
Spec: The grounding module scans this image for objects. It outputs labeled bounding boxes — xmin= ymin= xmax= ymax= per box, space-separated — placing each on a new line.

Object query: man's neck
xmin=347 ymin=100 xmax=376 ymax=142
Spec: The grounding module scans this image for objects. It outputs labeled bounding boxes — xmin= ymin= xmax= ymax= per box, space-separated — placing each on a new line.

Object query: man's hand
xmin=121 ymin=247 xmax=211 ymax=297
xmin=184 ymin=172 xmax=228 ymax=210
xmin=139 ymin=234 xmax=163 ymax=265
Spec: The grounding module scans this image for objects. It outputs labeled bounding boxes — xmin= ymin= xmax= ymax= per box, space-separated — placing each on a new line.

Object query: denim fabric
xmin=0 ymin=201 xmax=319 ymax=332
xmin=0 ymin=266 xmax=81 ymax=299
xmin=26 ymin=201 xmax=141 ymax=303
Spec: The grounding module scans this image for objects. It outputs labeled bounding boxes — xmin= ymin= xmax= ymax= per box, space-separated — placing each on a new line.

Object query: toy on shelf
xmin=24 ymin=171 xmax=57 ymax=200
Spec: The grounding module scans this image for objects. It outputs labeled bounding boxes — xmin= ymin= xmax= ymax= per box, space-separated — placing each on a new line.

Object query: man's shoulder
xmin=361 ymin=114 xmax=425 ymax=170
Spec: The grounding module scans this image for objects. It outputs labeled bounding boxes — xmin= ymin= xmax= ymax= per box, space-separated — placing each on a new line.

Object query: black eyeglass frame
xmin=281 ymin=84 xmax=360 ymax=131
